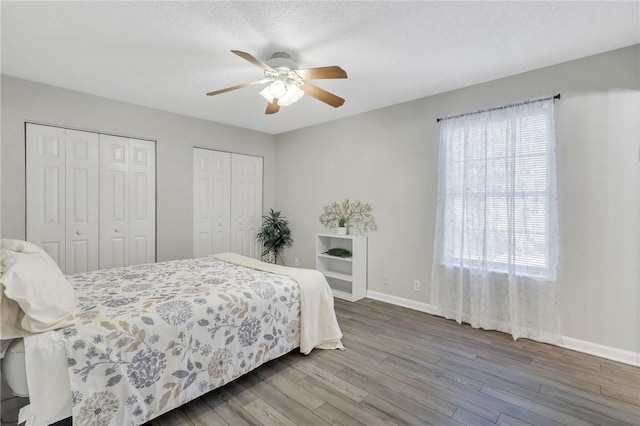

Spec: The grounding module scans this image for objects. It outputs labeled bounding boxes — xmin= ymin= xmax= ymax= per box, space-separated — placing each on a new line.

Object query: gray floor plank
xmin=313 ymin=402 xmax=367 ymax=426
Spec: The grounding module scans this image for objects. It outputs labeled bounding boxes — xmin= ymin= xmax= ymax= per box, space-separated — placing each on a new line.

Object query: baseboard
xmin=366 ymin=290 xmax=439 ymax=316
xmin=365 ymin=290 xmax=640 ymax=367
xmin=561 ymin=337 xmax=640 ymax=367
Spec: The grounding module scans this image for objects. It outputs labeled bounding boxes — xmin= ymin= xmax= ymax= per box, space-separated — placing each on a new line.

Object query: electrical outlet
xmin=413 ymin=280 xmax=421 ymax=291
xmin=384 ymin=276 xmax=390 ymax=285
xmin=294 ymin=258 xmax=299 ymax=267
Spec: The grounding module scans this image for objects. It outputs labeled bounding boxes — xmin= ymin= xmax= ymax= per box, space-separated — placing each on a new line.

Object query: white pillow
xmin=0 ymin=239 xmax=76 ymax=339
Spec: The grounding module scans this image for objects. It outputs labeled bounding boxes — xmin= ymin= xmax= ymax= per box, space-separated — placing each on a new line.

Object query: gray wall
xmin=2 ymin=46 xmax=638 ymax=355
xmin=275 ymin=45 xmax=640 ymax=353
xmin=1 ymin=75 xmax=276 ymax=262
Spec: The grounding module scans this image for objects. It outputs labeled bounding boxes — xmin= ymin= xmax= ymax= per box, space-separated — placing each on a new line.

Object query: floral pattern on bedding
xmin=61 ymin=256 xmax=300 ymax=426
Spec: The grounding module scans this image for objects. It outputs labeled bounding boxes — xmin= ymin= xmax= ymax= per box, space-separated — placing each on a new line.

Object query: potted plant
xmin=256 ymin=209 xmax=293 ymax=264
xmin=337 ymin=218 xmax=348 ymax=235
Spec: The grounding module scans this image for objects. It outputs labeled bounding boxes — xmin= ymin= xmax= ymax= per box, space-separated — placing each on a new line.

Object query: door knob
xmin=115 ymin=228 xmax=120 ymax=233
xmin=75 ymin=230 xmax=82 ymax=236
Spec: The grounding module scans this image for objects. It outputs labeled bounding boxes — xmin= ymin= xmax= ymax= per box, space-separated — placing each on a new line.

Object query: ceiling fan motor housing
xmin=264 ymin=52 xmax=304 ymax=89
xmin=266 ymin=52 xmax=299 ymax=71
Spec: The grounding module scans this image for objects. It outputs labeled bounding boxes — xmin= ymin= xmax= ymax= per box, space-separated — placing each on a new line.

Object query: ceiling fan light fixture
xmin=259 ymin=81 xmax=304 ymax=107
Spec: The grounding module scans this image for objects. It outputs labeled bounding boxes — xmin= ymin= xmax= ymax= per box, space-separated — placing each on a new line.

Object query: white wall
xmin=275 ymin=45 xmax=639 ymax=355
xmin=1 ymin=75 xmax=276 ymax=262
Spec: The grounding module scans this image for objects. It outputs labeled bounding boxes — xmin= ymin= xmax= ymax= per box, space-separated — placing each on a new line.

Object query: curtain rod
xmin=436 ymin=94 xmax=561 ymax=123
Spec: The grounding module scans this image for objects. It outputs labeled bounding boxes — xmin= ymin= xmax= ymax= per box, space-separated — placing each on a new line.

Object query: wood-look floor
xmin=2 ymin=298 xmax=637 ymax=426
xmin=143 ymin=298 xmax=640 ymax=426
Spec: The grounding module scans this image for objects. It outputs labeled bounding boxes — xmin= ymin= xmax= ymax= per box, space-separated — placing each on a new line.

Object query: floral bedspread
xmin=61 ymin=256 xmax=300 ymax=426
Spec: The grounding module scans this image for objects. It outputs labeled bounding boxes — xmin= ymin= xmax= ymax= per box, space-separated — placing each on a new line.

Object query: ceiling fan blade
xmin=265 ymin=99 xmax=280 ymax=115
xmin=296 ymin=66 xmax=347 ymax=80
xmin=301 ymin=82 xmax=345 ymax=108
xmin=231 ymin=50 xmax=274 ymax=72
xmin=206 ymin=79 xmax=268 ymax=96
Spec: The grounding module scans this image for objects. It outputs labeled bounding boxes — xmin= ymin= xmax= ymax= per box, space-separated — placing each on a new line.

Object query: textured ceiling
xmin=2 ymin=1 xmax=639 ymax=135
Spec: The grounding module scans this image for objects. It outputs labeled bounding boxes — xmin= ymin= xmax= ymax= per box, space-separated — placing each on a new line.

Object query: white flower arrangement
xmin=319 ymin=199 xmax=378 ymax=234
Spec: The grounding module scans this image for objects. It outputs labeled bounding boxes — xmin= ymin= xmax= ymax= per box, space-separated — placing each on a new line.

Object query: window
xmin=438 ymin=99 xmax=557 ymax=279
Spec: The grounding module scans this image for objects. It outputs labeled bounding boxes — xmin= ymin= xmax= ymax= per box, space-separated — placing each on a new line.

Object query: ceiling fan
xmin=207 ymin=50 xmax=347 ymax=115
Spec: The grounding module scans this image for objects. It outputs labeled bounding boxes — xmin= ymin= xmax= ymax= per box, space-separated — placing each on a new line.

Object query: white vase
xmin=337 ymin=226 xmax=347 ymax=235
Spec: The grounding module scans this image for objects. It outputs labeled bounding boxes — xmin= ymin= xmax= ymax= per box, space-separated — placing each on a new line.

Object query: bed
xmin=1 ymin=242 xmax=343 ymax=426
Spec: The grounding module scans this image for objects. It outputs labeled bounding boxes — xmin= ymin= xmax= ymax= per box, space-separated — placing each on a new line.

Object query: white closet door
xmin=65 ymin=129 xmax=99 ymax=274
xmin=212 ymin=151 xmax=231 ymax=254
xmin=193 ymin=149 xmax=231 ymax=257
xmin=129 ymin=139 xmax=156 ymax=265
xmin=193 ymin=149 xmax=214 ymax=257
xmin=230 ymin=154 xmax=263 ymax=258
xmin=99 ymin=134 xmax=130 ymax=269
xmin=26 ymin=124 xmax=67 ymax=270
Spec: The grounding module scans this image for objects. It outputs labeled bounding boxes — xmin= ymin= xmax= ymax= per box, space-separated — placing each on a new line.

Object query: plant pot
xmin=261 ymin=250 xmax=276 ymax=264
xmin=337 ymin=226 xmax=347 ymax=235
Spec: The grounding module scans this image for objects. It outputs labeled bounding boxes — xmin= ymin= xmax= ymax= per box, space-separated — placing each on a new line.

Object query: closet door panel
xmin=193 ymin=149 xmax=231 ymax=257
xmin=65 ymin=129 xmax=99 ymax=274
xmin=212 ymin=151 xmax=231 ymax=254
xmin=193 ymin=149 xmax=214 ymax=257
xmin=193 ymin=149 xmax=262 ymax=260
xmin=230 ymin=154 xmax=263 ymax=258
xmin=129 ymin=139 xmax=156 ymax=265
xmin=99 ymin=135 xmax=130 ymax=269
xmin=26 ymin=124 xmax=67 ymax=270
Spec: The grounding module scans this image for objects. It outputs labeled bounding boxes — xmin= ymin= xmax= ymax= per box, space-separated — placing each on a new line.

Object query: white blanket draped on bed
xmin=213 ymin=253 xmax=344 ymax=354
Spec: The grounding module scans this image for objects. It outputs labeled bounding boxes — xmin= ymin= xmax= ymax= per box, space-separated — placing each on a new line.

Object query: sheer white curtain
xmin=431 ymin=98 xmax=560 ymax=344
